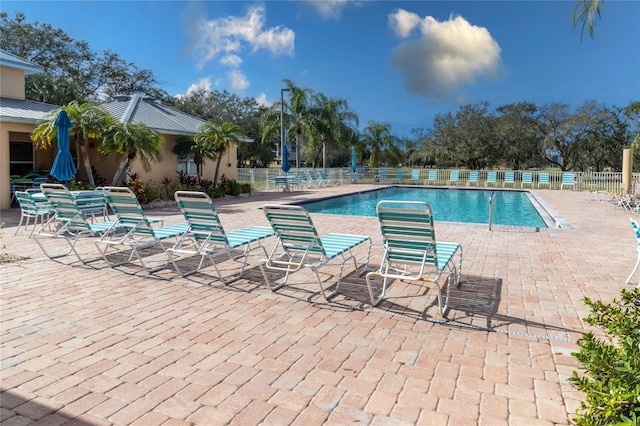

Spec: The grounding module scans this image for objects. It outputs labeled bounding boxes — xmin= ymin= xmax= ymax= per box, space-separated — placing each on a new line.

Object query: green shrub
xmin=570 ymin=288 xmax=640 ymax=425
xmin=204 ymin=186 xmax=223 ymax=199
xmin=241 ymin=182 xmax=252 ymax=194
xmin=144 ymin=185 xmax=159 ymax=203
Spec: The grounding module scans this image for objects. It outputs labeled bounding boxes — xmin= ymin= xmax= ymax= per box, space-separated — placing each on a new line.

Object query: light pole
xmin=280 ymin=88 xmax=289 ymax=167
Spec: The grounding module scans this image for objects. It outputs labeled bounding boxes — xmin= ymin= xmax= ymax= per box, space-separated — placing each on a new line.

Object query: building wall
xmin=126 ymin=135 xmax=238 ymax=187
xmin=0 ymin=67 xmax=25 ymax=99
xmin=1 ymin=125 xmax=37 ymax=209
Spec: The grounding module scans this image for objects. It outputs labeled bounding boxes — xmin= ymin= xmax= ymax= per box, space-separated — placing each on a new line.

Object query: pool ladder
xmin=488 ymin=191 xmax=496 ymax=231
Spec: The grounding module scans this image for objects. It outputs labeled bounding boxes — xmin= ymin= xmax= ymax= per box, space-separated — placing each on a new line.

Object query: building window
xmin=9 ymin=141 xmax=34 ymax=176
xmin=177 ymin=157 xmax=198 ymax=177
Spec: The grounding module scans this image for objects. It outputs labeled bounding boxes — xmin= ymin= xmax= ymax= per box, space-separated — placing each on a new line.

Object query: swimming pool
xmin=296 ymin=187 xmax=549 ymax=228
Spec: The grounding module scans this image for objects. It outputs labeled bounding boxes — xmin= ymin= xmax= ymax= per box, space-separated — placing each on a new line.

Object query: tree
xmin=25 ymin=73 xmax=79 ymax=106
xmin=450 ymin=102 xmax=497 ymax=170
xmin=536 ymin=103 xmax=572 ymax=170
xmin=260 ymin=80 xmax=318 ymax=168
xmin=101 ymin=122 xmax=163 ymax=186
xmin=195 ymin=121 xmax=245 ymax=186
xmin=495 ymin=102 xmax=542 ymax=170
xmin=361 ymin=121 xmax=401 ymax=168
xmin=0 ymin=12 xmax=167 ymax=103
xmin=573 ymin=0 xmax=603 ymax=39
xmin=31 ymin=101 xmax=112 ymax=186
xmin=577 ymin=103 xmax=628 ymax=172
xmin=624 ymin=101 xmax=640 ymax=150
xmin=306 ymin=93 xmax=359 ymax=168
xmin=170 ymin=88 xmax=270 ymax=167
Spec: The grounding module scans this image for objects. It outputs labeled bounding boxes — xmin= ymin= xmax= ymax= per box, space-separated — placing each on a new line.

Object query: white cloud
xmin=186 ymin=77 xmax=213 ymax=96
xmin=220 ymin=54 xmax=243 ymax=67
xmin=254 ymin=92 xmax=269 ymax=106
xmin=388 ymin=10 xmax=504 ymax=101
xmin=308 ymin=0 xmax=364 ymax=20
xmin=228 ymin=69 xmax=249 ymax=91
xmin=184 ymin=4 xmax=294 ymax=92
xmin=389 ymin=9 xmax=421 ymax=38
xmin=192 ymin=4 xmax=294 ymax=70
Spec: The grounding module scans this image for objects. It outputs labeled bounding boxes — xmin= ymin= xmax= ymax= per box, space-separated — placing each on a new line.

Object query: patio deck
xmin=0 ymin=185 xmax=635 ymax=425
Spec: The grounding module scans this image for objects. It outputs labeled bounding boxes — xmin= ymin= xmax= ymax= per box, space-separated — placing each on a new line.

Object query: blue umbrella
xmin=50 ymin=110 xmax=77 ymax=182
xmin=282 ymin=144 xmax=291 ymax=173
xmin=351 ymin=148 xmax=357 ymax=172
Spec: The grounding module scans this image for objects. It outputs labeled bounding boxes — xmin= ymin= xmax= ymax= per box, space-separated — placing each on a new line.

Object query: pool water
xmin=297 ymin=187 xmax=548 ymax=228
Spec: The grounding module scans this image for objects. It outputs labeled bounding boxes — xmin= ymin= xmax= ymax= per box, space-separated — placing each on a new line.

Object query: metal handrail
xmin=488 ymin=191 xmax=496 ymax=231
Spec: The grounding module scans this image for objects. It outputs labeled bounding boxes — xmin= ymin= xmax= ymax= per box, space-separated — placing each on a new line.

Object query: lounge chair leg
xmin=626 ymin=253 xmax=640 ymax=284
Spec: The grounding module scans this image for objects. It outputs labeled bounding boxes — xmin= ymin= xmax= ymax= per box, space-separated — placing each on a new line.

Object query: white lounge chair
xmin=14 ymin=190 xmax=54 ymax=237
xmin=34 ymin=184 xmax=120 ymax=264
xmin=538 ymin=172 xmax=551 ymax=188
xmin=365 ymin=201 xmax=463 ymax=317
xmin=503 ymin=171 xmax=516 ymax=187
xmin=96 ymin=187 xmax=188 ymax=272
xmin=521 ymin=172 xmax=534 ymax=188
xmin=424 ymin=170 xmax=438 ymax=185
xmin=167 ymin=191 xmax=274 ymax=282
xmin=467 ymin=171 xmax=479 ymax=186
xmin=626 ymin=218 xmax=640 ymax=288
xmin=409 ymin=169 xmax=421 ymax=185
xmin=561 ymin=173 xmax=576 ymax=190
xmin=485 ymin=171 xmax=498 ymax=187
xmin=259 ymin=204 xmax=371 ymax=300
xmin=448 ymin=170 xmax=460 ymax=186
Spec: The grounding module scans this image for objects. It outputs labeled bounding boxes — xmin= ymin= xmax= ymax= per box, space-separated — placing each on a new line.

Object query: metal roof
xmin=0 ymin=97 xmax=58 ymax=124
xmin=0 ymin=49 xmax=45 ymax=75
xmin=100 ymin=94 xmax=205 ymax=136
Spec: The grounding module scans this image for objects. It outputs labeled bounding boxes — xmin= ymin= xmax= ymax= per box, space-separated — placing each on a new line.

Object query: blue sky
xmin=4 ymin=1 xmax=639 ymax=137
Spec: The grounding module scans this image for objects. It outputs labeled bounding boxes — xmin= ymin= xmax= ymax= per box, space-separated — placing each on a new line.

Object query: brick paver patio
xmin=0 ymin=184 xmax=634 ymax=425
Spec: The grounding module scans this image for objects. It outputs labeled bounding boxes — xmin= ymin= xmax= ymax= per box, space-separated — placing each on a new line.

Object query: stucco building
xmin=0 ymin=49 xmax=237 ymax=210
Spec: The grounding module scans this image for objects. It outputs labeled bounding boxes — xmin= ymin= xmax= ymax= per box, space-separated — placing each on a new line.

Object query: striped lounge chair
xmin=365 ymin=201 xmax=463 ymax=317
xmin=260 ymin=204 xmax=372 ymax=300
xmin=167 ymin=191 xmax=274 ymax=282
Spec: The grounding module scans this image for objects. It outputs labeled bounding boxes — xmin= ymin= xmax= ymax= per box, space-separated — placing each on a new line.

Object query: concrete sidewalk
xmin=1 ymin=185 xmax=635 ymax=425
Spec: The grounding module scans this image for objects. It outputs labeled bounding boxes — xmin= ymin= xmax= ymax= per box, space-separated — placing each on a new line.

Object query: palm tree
xmin=172 ymin=136 xmax=209 ymax=183
xmin=361 ymin=121 xmax=401 ymax=168
xmin=574 ymin=0 xmax=602 ymax=39
xmin=101 ymin=121 xmax=163 ymax=186
xmin=31 ymin=101 xmax=111 ymax=186
xmin=260 ymin=80 xmax=317 ymax=169
xmin=310 ymin=93 xmax=359 ymax=168
xmin=195 ymin=121 xmax=245 ymax=186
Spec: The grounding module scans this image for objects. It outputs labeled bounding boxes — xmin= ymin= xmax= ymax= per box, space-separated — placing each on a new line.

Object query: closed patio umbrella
xmin=282 ymin=144 xmax=291 ymax=173
xmin=351 ymin=148 xmax=357 ymax=172
xmin=50 ymin=110 xmax=77 ymax=182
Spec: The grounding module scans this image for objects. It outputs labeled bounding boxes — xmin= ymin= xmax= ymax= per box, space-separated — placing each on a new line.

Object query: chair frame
xmin=167 ymin=191 xmax=274 ymax=282
xmin=503 ymin=171 xmax=516 ymax=187
xmin=626 ymin=218 xmax=640 ymax=288
xmin=485 ymin=171 xmax=498 ymax=187
xmin=375 ymin=170 xmax=389 ymax=186
xmin=467 ymin=171 xmax=479 ymax=186
xmin=409 ymin=169 xmax=421 ymax=185
xmin=259 ymin=204 xmax=372 ymax=300
xmin=424 ymin=170 xmax=438 ymax=185
xmin=538 ymin=172 xmax=551 ymax=188
xmin=14 ymin=190 xmax=54 ymax=237
xmin=365 ymin=201 xmax=463 ymax=317
xmin=34 ymin=184 xmax=119 ymax=264
xmin=448 ymin=170 xmax=460 ymax=186
xmin=521 ymin=172 xmax=534 ymax=188
xmin=96 ymin=186 xmax=188 ymax=272
xmin=561 ymin=172 xmax=576 ymax=190
xmin=393 ymin=170 xmax=405 ymax=184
